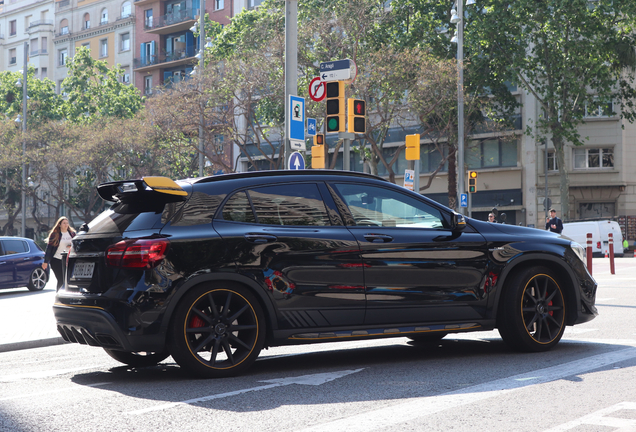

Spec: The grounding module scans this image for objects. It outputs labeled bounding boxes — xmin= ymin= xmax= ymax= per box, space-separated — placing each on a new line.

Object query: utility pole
xmin=284 ymin=0 xmax=298 ymax=169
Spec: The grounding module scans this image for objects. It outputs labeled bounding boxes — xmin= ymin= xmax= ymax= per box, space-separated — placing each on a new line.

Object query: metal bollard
xmin=586 ymin=232 xmax=593 ymax=275
xmin=609 ymin=232 xmax=615 ymax=275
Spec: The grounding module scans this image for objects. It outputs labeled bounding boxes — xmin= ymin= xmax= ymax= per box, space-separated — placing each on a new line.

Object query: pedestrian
xmin=623 ymin=238 xmax=629 ymax=251
xmin=545 ymin=208 xmax=563 ymax=234
xmin=488 ymin=213 xmax=496 ymax=223
xmin=42 ymin=216 xmax=76 ymax=291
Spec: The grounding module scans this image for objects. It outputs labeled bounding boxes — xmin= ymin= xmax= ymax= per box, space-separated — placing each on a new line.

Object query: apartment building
xmin=1 ymin=0 xmax=55 ymax=79
xmin=52 ymin=0 xmax=135 ymax=91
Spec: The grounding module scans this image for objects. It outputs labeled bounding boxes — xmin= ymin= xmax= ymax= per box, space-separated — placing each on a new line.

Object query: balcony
xmin=145 ymin=7 xmax=198 ymax=34
xmin=30 ymin=49 xmax=49 ymax=56
xmin=133 ymin=46 xmax=196 ymax=72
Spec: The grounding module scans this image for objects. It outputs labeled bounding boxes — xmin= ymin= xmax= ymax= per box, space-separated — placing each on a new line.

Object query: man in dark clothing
xmin=545 ymin=208 xmax=563 ymax=234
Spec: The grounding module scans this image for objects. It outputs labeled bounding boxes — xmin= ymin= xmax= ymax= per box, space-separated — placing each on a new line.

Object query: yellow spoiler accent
xmin=143 ymin=176 xmax=188 ymax=196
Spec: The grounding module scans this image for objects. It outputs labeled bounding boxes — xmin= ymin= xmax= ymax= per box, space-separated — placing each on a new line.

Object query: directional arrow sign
xmin=128 ymin=369 xmax=364 ymax=415
xmin=320 ymin=59 xmax=352 ymax=82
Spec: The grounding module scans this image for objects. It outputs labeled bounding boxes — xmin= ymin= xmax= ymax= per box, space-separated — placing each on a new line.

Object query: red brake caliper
xmin=189 ymin=313 xmax=206 ymax=328
xmin=548 ymin=301 xmax=553 ymax=316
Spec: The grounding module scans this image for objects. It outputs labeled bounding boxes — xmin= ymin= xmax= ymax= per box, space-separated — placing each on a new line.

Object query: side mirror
xmin=451 ymin=212 xmax=467 ymax=231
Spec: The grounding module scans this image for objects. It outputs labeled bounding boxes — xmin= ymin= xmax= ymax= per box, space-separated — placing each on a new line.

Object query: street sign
xmin=320 ymin=59 xmax=352 ymax=82
xmin=289 ymin=151 xmax=305 ymax=170
xmin=288 ymin=95 xmax=305 ymax=145
xmin=308 ymin=77 xmax=326 ymax=102
xmin=307 ymin=118 xmax=317 ymax=136
xmin=403 ymin=169 xmax=415 ymax=191
xmin=460 ymin=193 xmax=468 ymax=207
xmin=290 ymin=140 xmax=306 ymax=151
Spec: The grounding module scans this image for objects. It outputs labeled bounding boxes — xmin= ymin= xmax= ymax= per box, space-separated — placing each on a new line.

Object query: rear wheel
xmin=168 ymin=284 xmax=265 ymax=378
xmin=498 ymin=266 xmax=566 ymax=352
xmin=103 ymin=349 xmax=170 ymax=367
xmin=27 ymin=268 xmax=48 ymax=291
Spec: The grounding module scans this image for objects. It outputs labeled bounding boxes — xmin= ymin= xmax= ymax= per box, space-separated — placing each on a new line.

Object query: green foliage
xmin=61 ymin=47 xmax=144 ymax=123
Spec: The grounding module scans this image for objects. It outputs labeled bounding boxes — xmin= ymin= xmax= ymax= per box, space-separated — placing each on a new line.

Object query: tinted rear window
xmin=87 ymin=208 xmax=164 ymax=234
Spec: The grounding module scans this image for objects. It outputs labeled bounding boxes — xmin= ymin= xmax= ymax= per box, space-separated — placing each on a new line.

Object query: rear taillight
xmin=106 ymin=239 xmax=169 ymax=268
xmin=597 ymin=241 xmax=601 ymax=249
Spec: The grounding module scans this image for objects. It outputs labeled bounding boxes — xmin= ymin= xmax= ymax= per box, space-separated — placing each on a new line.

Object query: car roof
xmin=192 ymin=170 xmax=387 ymax=185
xmin=0 ymin=236 xmax=33 ymax=241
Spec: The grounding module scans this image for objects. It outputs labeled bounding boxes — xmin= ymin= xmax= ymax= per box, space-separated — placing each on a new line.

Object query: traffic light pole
xmin=339 ymin=132 xmax=354 ymax=171
xmin=284 ymin=0 xmax=298 ymax=169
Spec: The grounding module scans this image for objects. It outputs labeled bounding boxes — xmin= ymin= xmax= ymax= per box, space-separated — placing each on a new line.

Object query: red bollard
xmin=609 ymin=232 xmax=615 ymax=275
xmin=586 ymin=233 xmax=593 ymax=275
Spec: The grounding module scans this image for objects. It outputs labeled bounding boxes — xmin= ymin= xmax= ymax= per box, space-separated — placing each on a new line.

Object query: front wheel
xmin=498 ymin=266 xmax=566 ymax=352
xmin=103 ymin=349 xmax=170 ymax=368
xmin=27 ymin=267 xmax=48 ymax=291
xmin=168 ymin=284 xmax=265 ymax=378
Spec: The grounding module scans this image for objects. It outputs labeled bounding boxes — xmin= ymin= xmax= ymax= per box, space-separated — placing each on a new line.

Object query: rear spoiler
xmin=97 ymin=177 xmax=188 ymax=204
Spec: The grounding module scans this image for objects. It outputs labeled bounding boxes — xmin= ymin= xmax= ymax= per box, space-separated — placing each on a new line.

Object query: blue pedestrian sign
xmin=307 ymin=118 xmax=317 ymax=136
xmin=289 ymin=95 xmax=305 ymax=143
xmin=289 ymin=151 xmax=305 ymax=170
xmin=460 ymin=193 xmax=468 ymax=207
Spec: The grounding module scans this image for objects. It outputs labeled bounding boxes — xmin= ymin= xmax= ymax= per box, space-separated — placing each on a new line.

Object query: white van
xmin=561 ymin=220 xmax=624 ymax=257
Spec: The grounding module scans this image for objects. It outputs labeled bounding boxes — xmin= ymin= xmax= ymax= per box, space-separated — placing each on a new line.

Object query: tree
xmin=465 ymin=0 xmax=636 ymax=218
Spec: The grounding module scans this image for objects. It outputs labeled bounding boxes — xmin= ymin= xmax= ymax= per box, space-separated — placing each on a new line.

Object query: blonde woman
xmin=42 ymin=217 xmax=76 ymax=291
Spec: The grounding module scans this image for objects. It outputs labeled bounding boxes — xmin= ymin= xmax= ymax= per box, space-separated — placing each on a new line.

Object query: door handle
xmin=244 ymin=234 xmax=278 ymax=244
xmin=363 ymin=234 xmax=393 ymax=243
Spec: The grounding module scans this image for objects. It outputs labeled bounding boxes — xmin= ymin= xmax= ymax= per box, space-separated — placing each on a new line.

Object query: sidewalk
xmin=0 ymin=258 xmax=634 ymax=353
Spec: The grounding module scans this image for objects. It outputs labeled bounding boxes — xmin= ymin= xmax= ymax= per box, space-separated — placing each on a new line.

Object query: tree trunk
xmin=447 ymin=145 xmax=458 ymax=211
xmin=552 ymin=135 xmax=570 ymax=220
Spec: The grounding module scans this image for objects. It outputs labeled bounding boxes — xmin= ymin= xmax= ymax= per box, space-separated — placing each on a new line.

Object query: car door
xmin=0 ymin=239 xmax=31 ymax=287
xmin=329 ymin=182 xmax=489 ymax=325
xmin=0 ymin=241 xmax=10 ymax=287
xmin=213 ymin=182 xmax=366 ymax=330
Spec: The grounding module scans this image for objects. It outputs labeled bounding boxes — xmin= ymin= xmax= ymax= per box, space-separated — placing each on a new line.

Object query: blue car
xmin=0 ymin=236 xmax=49 ymax=291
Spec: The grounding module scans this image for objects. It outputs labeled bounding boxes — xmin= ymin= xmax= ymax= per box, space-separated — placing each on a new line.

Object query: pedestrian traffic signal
xmin=313 ymin=134 xmax=324 ymax=146
xmin=325 ymin=81 xmax=345 ymax=133
xmin=405 ymin=134 xmax=420 ymax=161
xmin=468 ymin=171 xmax=478 ymax=193
xmin=348 ymin=99 xmax=366 ymax=134
xmin=312 ymin=145 xmax=325 ymax=169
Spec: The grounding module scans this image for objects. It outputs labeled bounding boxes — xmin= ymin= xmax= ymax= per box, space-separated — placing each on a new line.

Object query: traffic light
xmin=405 ymin=134 xmax=420 ymax=161
xmin=348 ymin=99 xmax=366 ymax=133
xmin=313 ymin=134 xmax=324 ymax=146
xmin=468 ymin=171 xmax=478 ymax=193
xmin=325 ymin=81 xmax=345 ymax=133
xmin=311 ymin=144 xmax=325 ymax=169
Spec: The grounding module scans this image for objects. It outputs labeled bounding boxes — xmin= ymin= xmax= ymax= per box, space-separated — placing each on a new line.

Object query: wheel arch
xmin=492 ymin=253 xmax=580 ymax=327
xmin=159 ymin=273 xmax=277 ymax=342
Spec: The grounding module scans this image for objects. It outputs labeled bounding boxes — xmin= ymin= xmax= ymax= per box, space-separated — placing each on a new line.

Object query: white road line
xmin=0 ymin=382 xmax=111 ymax=401
xmin=299 ymin=347 xmax=636 ymax=432
xmin=0 ymin=366 xmax=104 ymax=382
xmin=543 ymin=401 xmax=636 ymax=431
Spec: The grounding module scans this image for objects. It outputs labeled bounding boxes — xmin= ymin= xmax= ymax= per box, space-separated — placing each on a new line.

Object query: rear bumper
xmin=53 ymin=303 xmax=165 ymax=352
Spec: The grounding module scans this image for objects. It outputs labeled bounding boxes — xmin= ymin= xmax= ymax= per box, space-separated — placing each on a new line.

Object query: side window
xmin=2 ymin=239 xmax=29 ymax=254
xmin=332 ymin=184 xmax=445 ymax=229
xmin=168 ymin=191 xmax=225 ymax=226
xmin=248 ymin=184 xmax=330 ymax=226
xmin=222 ymin=191 xmax=256 ymax=223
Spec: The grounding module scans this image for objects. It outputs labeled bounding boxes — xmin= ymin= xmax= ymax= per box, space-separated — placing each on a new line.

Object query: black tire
xmin=498 ymin=266 xmax=566 ymax=352
xmin=408 ymin=332 xmax=447 ymax=343
xmin=103 ymin=349 xmax=170 ymax=367
xmin=167 ymin=283 xmax=265 ymax=378
xmin=27 ymin=267 xmax=48 ymax=291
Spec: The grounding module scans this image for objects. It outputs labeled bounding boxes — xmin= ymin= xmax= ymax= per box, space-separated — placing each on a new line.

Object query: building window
xmin=585 ymin=99 xmax=614 ymax=118
xmin=247 ymin=0 xmax=262 ymax=9
xmin=120 ymin=33 xmax=130 ymax=51
xmin=83 ymin=14 xmax=90 ymax=29
xmin=214 ymin=135 xmax=225 ymax=153
xmin=10 ymin=20 xmax=17 ymax=36
xmin=9 ymin=48 xmax=17 ymax=65
xmin=41 ymin=37 xmax=48 ymax=53
xmin=144 ymin=9 xmax=153 ymax=28
xmin=42 ymin=67 xmax=48 ymax=79
xmin=121 ymin=1 xmax=132 ymax=18
xmin=58 ymin=48 xmax=67 ymax=66
xmin=100 ymin=39 xmax=108 ymax=57
xmin=214 ymin=0 xmax=224 ymax=10
xmin=547 ymin=150 xmax=558 ymax=172
xmin=144 ymin=76 xmax=152 ymax=95
xmin=101 ymin=9 xmax=108 ymax=25
xmin=466 ymin=138 xmax=518 ymax=169
xmin=82 ymin=42 xmax=90 ymax=49
xmin=573 ymin=147 xmax=614 ymax=169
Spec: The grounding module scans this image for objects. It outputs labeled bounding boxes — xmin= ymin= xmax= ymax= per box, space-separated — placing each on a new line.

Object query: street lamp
xmin=450 ymin=0 xmax=475 ymax=214
xmin=16 ymin=42 xmax=28 ymax=237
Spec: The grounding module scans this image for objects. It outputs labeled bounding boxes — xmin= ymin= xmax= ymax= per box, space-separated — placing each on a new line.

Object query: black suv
xmin=54 ymin=171 xmax=597 ymax=378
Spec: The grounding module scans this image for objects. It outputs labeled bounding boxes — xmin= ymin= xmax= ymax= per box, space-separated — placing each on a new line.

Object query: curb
xmin=0 ymin=337 xmax=68 ymax=354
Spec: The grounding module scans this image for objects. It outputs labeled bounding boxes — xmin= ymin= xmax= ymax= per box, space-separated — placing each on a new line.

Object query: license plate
xmin=73 ymin=262 xmax=95 ymax=279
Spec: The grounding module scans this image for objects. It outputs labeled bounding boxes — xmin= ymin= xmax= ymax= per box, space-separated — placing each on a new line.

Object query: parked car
xmin=53 ymin=171 xmax=598 ymax=378
xmin=561 ymin=220 xmax=624 ymax=257
xmin=0 ymin=236 xmax=49 ymax=291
